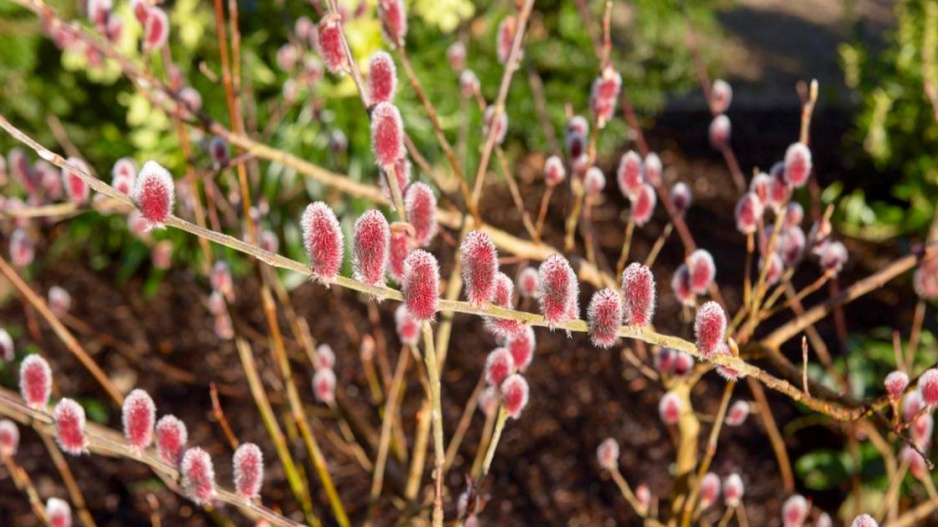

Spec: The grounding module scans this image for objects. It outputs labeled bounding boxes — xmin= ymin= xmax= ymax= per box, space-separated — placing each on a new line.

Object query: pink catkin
xmin=919 ymin=369 xmax=938 ymax=406
xmin=785 ymin=202 xmax=805 ymax=229
xmin=588 ymin=288 xmax=623 ymax=348
xmin=209 ymin=136 xmax=230 ymax=166
xmin=673 ymin=352 xmax=694 ymax=377
xmin=725 ymin=400 xmax=750 ymax=426
xmin=62 ymin=157 xmax=91 ymax=204
xmin=156 ymin=415 xmax=188 ymax=466
xmin=723 ymin=473 xmax=744 ymax=507
xmin=315 ymin=344 xmax=336 ymax=370
xmin=20 ymin=354 xmax=51 ymax=409
xmin=631 ymin=184 xmax=657 ymax=226
xmin=687 ymin=249 xmax=716 ymax=294
xmin=544 ymin=156 xmax=566 ymax=187
xmin=122 ymin=388 xmax=156 ymax=451
xmin=483 ymin=107 xmax=508 ymax=145
xmin=367 ymin=51 xmax=397 ymax=104
xmin=596 ymin=438 xmax=619 ymax=470
xmin=395 ymin=304 xmax=420 ymax=346
xmin=537 ymin=255 xmax=578 ymax=328
xmin=761 ymin=253 xmax=784 ymax=287
xmin=885 ymin=371 xmax=909 ymax=401
xmin=714 ymin=344 xmax=744 ymax=381
xmin=621 ymin=263 xmax=656 ymax=327
xmin=485 ymin=272 xmax=524 ymax=338
xmin=460 ymin=70 xmax=479 ymax=99
xmin=405 ymin=182 xmax=438 ymax=247
xmin=353 ymin=210 xmax=390 ymax=287
xmin=301 ymin=202 xmax=344 ymax=285
xmin=617 ymin=151 xmax=643 ymax=199
xmin=784 ymin=142 xmax=812 ymax=188
xmin=371 ymin=102 xmax=404 ymax=166
xmin=181 ymin=447 xmax=216 ymax=505
xmin=711 ymin=79 xmax=733 ymax=114
xmin=461 ymin=231 xmax=499 ymax=306
xmin=644 ymin=153 xmax=663 ymax=186
xmin=313 ymin=368 xmax=337 ymax=404
xmin=447 ymin=42 xmax=466 ymax=72
xmin=496 ymin=16 xmax=516 ymax=64
xmin=132 ymin=161 xmax=175 ymax=229
xmin=659 ymin=391 xmax=682 ymax=424
xmin=143 ymin=7 xmax=169 ymax=52
xmin=782 ymin=495 xmax=807 ymax=527
xmin=53 ymin=398 xmax=87 ymax=456
xmin=111 ymin=157 xmax=137 ymax=196
xmin=851 ymin=515 xmax=877 ymax=527
xmin=10 ymin=229 xmax=34 ymax=268
xmin=388 ymin=230 xmax=411 ymax=282
xmin=49 ymin=287 xmax=71 ymax=317
xmin=402 ymin=249 xmax=439 ymax=321
xmin=233 ymin=442 xmax=264 ymax=500
xmin=584 ymin=167 xmax=606 ymax=195
xmin=46 ymin=498 xmax=72 ymax=527
xmin=779 ymin=227 xmax=806 ymax=267
xmin=318 ymin=16 xmax=348 ymax=74
xmin=670 ymin=182 xmax=692 ymax=215
xmin=694 ymin=301 xmax=726 ymax=358
xmin=590 ymin=66 xmax=621 ymax=127
xmin=506 ymin=326 xmax=535 ymax=372
xmin=485 ymin=348 xmax=515 ymax=388
xmin=0 ymin=419 xmax=19 ymax=456
xmin=377 ymin=0 xmax=407 ymax=46
xmin=735 ymin=192 xmax=762 ymax=234
xmin=0 ymin=329 xmax=12 ymax=362
xmin=819 ymin=241 xmax=848 ymax=275
xmin=700 ymin=473 xmax=721 ymax=507
xmin=179 ymin=87 xmax=202 ymax=112
xmin=709 ymin=115 xmax=731 ymax=150
xmin=501 ymin=374 xmax=529 ymax=419
xmin=517 ymin=267 xmax=539 ymax=298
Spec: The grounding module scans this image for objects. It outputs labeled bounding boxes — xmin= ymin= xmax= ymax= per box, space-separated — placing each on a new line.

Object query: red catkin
xmin=353 ymin=210 xmax=390 ymax=287
xmin=778 ymin=226 xmax=806 ymax=267
xmin=644 ymin=152 xmax=662 ymax=186
xmin=388 ymin=230 xmax=411 ymax=283
xmin=723 ymin=473 xmax=744 ymax=507
xmin=233 ymin=442 xmax=264 ymax=500
xmin=62 ymin=157 xmax=91 ymax=204
xmin=784 ymin=142 xmax=812 ymax=188
xmin=402 ymin=249 xmax=439 ymax=321
xmin=537 ymin=255 xmax=578 ymax=328
xmin=617 ymin=150 xmax=643 ymax=200
xmin=709 ymin=115 xmax=731 ymax=150
xmin=631 ymin=184 xmax=657 ymax=226
xmin=156 ymin=415 xmax=188 ymax=466
xmin=315 ymin=344 xmax=336 ymax=370
xmin=885 ymin=371 xmax=909 ymax=402
xmin=10 ymin=228 xmax=34 ymax=268
xmin=313 ymin=368 xmax=337 ymax=404
xmin=405 ymin=182 xmax=438 ymax=247
xmin=53 ymin=398 xmax=88 ymax=455
xmin=20 ymin=354 xmax=51 ymax=409
xmin=501 ymin=373 xmax=529 ymax=419
xmin=506 ymin=326 xmax=535 ymax=372
xmin=725 ymin=400 xmax=750 ymax=426
xmin=377 ymin=0 xmax=407 ymax=47
xmin=367 ymin=51 xmax=397 ymax=104
xmin=782 ymin=494 xmax=807 ymax=527
xmin=919 ymin=368 xmax=938 ymax=406
xmin=209 ymin=136 xmax=230 ymax=166
xmin=462 ymin=231 xmax=499 ymax=306
xmin=301 ymin=202 xmax=344 ymax=284
xmin=659 ymin=391 xmax=682 ymax=425
xmin=371 ymin=102 xmax=405 ymax=166
xmin=818 ymin=241 xmax=848 ymax=275
xmin=851 ymin=515 xmax=877 ymax=527
xmin=485 ymin=272 xmax=524 ymax=338
xmin=485 ymin=348 xmax=515 ymax=388
xmin=714 ymin=343 xmax=744 ymax=381
xmin=670 ymin=182 xmax=692 ymax=215
xmin=517 ymin=267 xmax=539 ymax=298
xmin=0 ymin=419 xmax=19 ymax=456
xmin=380 ymin=158 xmax=411 ymax=204
xmin=46 ymin=498 xmax=72 ymax=527
xmin=318 ymin=15 xmax=348 ymax=74
xmin=700 ymin=472 xmax=721 ymax=508
xmin=132 ymin=161 xmax=175 ymax=229
xmin=181 ymin=447 xmax=216 ymax=505
xmin=694 ymin=301 xmax=726 ymax=358
xmin=122 ymin=388 xmax=156 ymax=451
xmin=111 ymin=157 xmax=137 ymax=196
xmin=179 ymin=86 xmax=202 ymax=112
xmin=584 ymin=167 xmax=606 ymax=196
xmin=590 ymin=65 xmax=621 ymax=127
xmin=711 ymin=79 xmax=733 ymax=114
xmin=686 ymin=249 xmax=716 ymax=294
xmin=596 ymin=438 xmax=619 ymax=470
xmin=48 ymin=286 xmax=71 ymax=317
xmin=395 ymin=304 xmax=420 ymax=346
xmin=621 ymin=263 xmax=656 ymax=327
xmin=496 ymin=16 xmax=516 ymax=64
xmin=143 ymin=7 xmax=169 ymax=52
xmin=588 ymin=288 xmax=623 ymax=348
xmin=671 ymin=264 xmax=695 ymax=306
xmin=544 ymin=155 xmax=566 ymax=187
xmin=735 ymin=192 xmax=761 ymax=234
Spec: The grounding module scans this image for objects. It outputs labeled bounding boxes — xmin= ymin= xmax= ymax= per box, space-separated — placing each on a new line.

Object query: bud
xmin=402 ymin=249 xmax=439 ymax=321
xmin=654 ymin=348 xmax=675 ymax=374
xmin=10 ymin=229 xmax=34 ymax=268
xmin=371 ymin=102 xmax=405 ymax=166
xmin=37 ymin=161 xmax=63 ymax=200
xmin=276 ymin=43 xmax=298 ymax=72
xmin=686 ymin=249 xmax=715 ymax=294
xmin=903 ymin=445 xmax=928 ymax=480
xmin=313 ymin=368 xmax=337 ymax=404
xmin=914 ymin=260 xmax=938 ymax=299
xmin=616 ymin=151 xmax=643 ymax=200
xmin=122 ymin=388 xmax=156 ymax=451
xmin=636 ymin=484 xmax=651 ymax=510
xmin=768 ymin=164 xmax=791 ymax=212
xmin=818 ymin=241 xmax=848 ymax=275
xmin=156 ymin=415 xmax=188 ymax=466
xmin=699 ymin=472 xmax=720 ymax=508
xmin=544 ymin=155 xmax=566 ymax=187
xmin=725 ymin=400 xmax=750 ymax=426
xmin=302 ymin=56 xmax=324 ymax=85
xmin=584 ymin=167 xmax=606 ymax=196
xmin=566 ymin=116 xmax=589 ymax=154
xmin=485 ymin=348 xmax=515 ymax=388
xmin=644 ymin=153 xmax=662 ymax=186
xmin=181 ymin=447 xmax=216 ymax=505
xmin=631 ymin=184 xmax=657 ymax=226
xmin=501 ymin=373 xmax=529 ymax=419
xmin=590 ymin=65 xmax=621 ymax=127
xmin=388 ymin=230 xmax=411 ymax=283
xmin=111 ymin=157 xmax=137 ymax=196
xmin=315 ymin=344 xmax=335 ymax=370
xmin=723 ymin=473 xmax=744 ymax=507
xmin=919 ymin=369 xmax=938 ymax=406
xmin=295 ymin=16 xmax=313 ymax=42
xmin=20 ymin=354 xmax=52 ymax=409
xmin=377 ymin=0 xmax=407 ymax=47
xmin=735 ymin=192 xmax=762 ymax=234
xmin=485 ymin=273 xmax=524 ymax=338
xmin=496 ymin=16 xmax=516 ymax=64
xmin=912 ymin=413 xmax=932 ymax=449
xmin=301 ymin=202 xmax=344 ymax=284
xmin=673 ymin=351 xmax=694 ymax=377
xmin=395 ymin=304 xmax=420 ymax=346
xmin=659 ymin=391 xmax=682 ymax=424
xmin=233 ymin=442 xmax=264 ymax=499
xmin=460 ymin=70 xmax=479 ymax=99
xmin=86 ymin=0 xmax=111 ymax=26
xmin=0 ymin=419 xmax=19 ymax=456
xmin=479 ymin=386 xmax=499 ymax=418
xmin=851 ymin=514 xmax=877 ymax=527
xmin=209 ymin=263 xmax=233 ymax=302
xmin=447 ymin=42 xmax=466 ymax=72
xmin=131 ymin=0 xmax=150 ymax=24
xmin=694 ymin=301 xmax=726 ymax=358
xmin=132 ymin=161 xmax=175 ymax=230
xmin=506 ymin=325 xmax=535 ymax=372
xmin=670 ymin=182 xmax=691 ymax=215
xmin=621 ymin=263 xmax=656 ymax=327
xmin=596 ymin=438 xmax=619 ymax=470
xmin=778 ymin=226 xmax=806 ymax=267
xmin=537 ymin=255 xmax=578 ymax=328
xmin=761 ymin=253 xmax=784 ymax=287
xmin=405 ymin=182 xmax=438 ymax=247
xmin=143 ymin=7 xmax=169 ymax=52
xmin=709 ymin=115 xmax=731 ymax=150
xmin=179 ymin=87 xmax=202 ymax=112
xmin=367 ymin=51 xmax=397 ymax=104
xmin=483 ymin=107 xmax=508 ymax=145
xmin=462 ymin=231 xmax=499 ymax=307
xmin=885 ymin=371 xmax=909 ymax=402
xmin=46 ymin=497 xmax=72 ymax=527
xmin=785 ymin=202 xmax=804 ymax=229
xmin=317 ymin=15 xmax=347 ymax=73
xmin=259 ymin=230 xmax=279 ymax=254
xmin=781 ymin=494 xmax=807 ymax=527
xmin=517 ymin=267 xmax=539 ymax=299
xmin=0 ymin=329 xmax=12 ymax=362
xmin=62 ymin=157 xmax=91 ymax=204
xmin=817 ymin=513 xmax=833 ymax=527
xmin=671 ymin=264 xmax=695 ymax=306
xmin=588 ymin=288 xmax=623 ymax=348
xmin=48 ymin=286 xmax=71 ymax=317
xmin=54 ymin=398 xmax=88 ymax=455
xmin=209 ymin=136 xmax=230 ymax=166
xmin=904 ymin=390 xmax=924 ymax=422
xmin=784 ymin=142 xmax=812 ymax=188
xmin=711 ymin=79 xmax=733 ymax=114
xmin=353 ymin=210 xmax=390 ymax=287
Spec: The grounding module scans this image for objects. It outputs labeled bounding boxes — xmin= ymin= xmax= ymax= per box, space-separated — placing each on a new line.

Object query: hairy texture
xmin=584 ymin=167 xmax=606 ymax=196
xmin=395 ymin=304 xmax=420 ymax=346
xmin=301 ymin=202 xmax=344 ymax=284
xmin=496 ymin=16 xmax=515 ymax=64
xmin=725 ymin=400 xmax=750 ymax=427
xmin=687 ymin=250 xmax=716 ymax=294
xmin=644 ymin=153 xmax=662 ymax=186
xmin=723 ymin=473 xmax=744 ymax=507
xmin=670 ymin=182 xmax=692 ymax=215
xmin=517 ymin=267 xmax=539 ymax=298
xmin=785 ymin=202 xmax=805 ymax=229
xmin=761 ymin=253 xmax=784 ymax=287
xmin=20 ymin=354 xmax=51 ymax=409
xmin=919 ymin=368 xmax=938 ymax=406
xmin=485 ymin=272 xmax=524 ymax=338
xmin=405 ymin=183 xmax=438 ymax=247
xmin=781 ymin=494 xmax=807 ymax=527
xmin=181 ymin=448 xmax=216 ymax=505
xmin=313 ymin=368 xmax=337 ymax=404
xmin=132 ymin=161 xmax=175 ymax=230
xmin=233 ymin=443 xmax=264 ymax=499
xmin=671 ymin=264 xmax=695 ymax=306
xmin=784 ymin=142 xmax=812 ymax=188
xmin=631 ymin=184 xmax=657 ymax=226
xmin=353 ymin=210 xmax=390 ymax=287
xmin=749 ymin=172 xmax=771 ymax=207
xmin=587 ymin=288 xmax=623 ymax=348
xmin=143 ymin=7 xmax=169 ymax=52
xmin=506 ymin=326 xmax=536 ymax=372
xmin=122 ymin=389 xmax=156 ymax=451
xmin=501 ymin=374 xmax=529 ymax=419
xmin=62 ymin=157 xmax=91 ymax=204
xmin=318 ymin=16 xmax=348 ymax=74
xmin=537 ymin=255 xmax=578 ymax=328
xmin=658 ymin=391 xmax=682 ymax=425
xmin=735 ymin=192 xmax=761 ymax=234
xmin=673 ymin=352 xmax=694 ymax=377
xmin=767 ymin=164 xmax=791 ymax=212
xmin=367 ymin=51 xmax=397 ymax=104
xmin=46 ymin=497 xmax=72 ymax=527
xmin=818 ymin=241 xmax=848 ymax=275
xmin=377 ymin=0 xmax=407 ymax=47
xmin=388 ymin=230 xmax=410 ymax=283
xmin=0 ymin=419 xmax=19 ymax=456
xmin=709 ymin=114 xmax=731 ymax=150
xmin=694 ymin=301 xmax=726 ymax=358
xmin=544 ymin=155 xmax=566 ymax=187
xmin=885 ymin=371 xmax=909 ymax=402
xmin=778 ymin=226 xmax=806 ymax=267
xmin=54 ymin=398 xmax=88 ymax=455
xmin=621 ymin=263 xmax=656 ymax=327
xmin=156 ymin=415 xmax=188 ymax=467
xmin=714 ymin=344 xmax=744 ymax=381
xmin=710 ymin=79 xmax=733 ymax=114
xmin=402 ymin=249 xmax=439 ymax=321
xmin=616 ymin=151 xmax=643 ymax=200
xmin=461 ymin=231 xmax=499 ymax=307
xmin=371 ymin=102 xmax=405 ymax=166
xmin=111 ymin=157 xmax=137 ymax=196
xmin=596 ymin=438 xmax=619 ymax=470
xmin=0 ymin=329 xmax=12 ymax=362
xmin=485 ymin=348 xmax=515 ymax=388
xmin=590 ymin=65 xmax=621 ymax=127
xmin=851 ymin=515 xmax=877 ymax=527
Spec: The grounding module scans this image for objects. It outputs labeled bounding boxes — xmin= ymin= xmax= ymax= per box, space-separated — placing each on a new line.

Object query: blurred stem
xmin=41 ymin=433 xmax=97 ymax=527
xmin=534 ymin=185 xmax=556 ymax=243
xmin=370 ymin=347 xmax=410 ymax=500
xmin=564 ymin=178 xmax=586 ymax=253
xmin=615 ymin=217 xmax=636 ymax=282
xmin=2 ymin=452 xmax=46 ymax=524
xmin=495 ymin=146 xmax=538 ymax=240
xmin=481 ymin=405 xmax=509 ymax=476
xmin=421 ymin=322 xmax=446 ymax=527
xmin=609 ymin=465 xmax=648 ymax=518
xmin=643 ymin=222 xmax=673 ymax=268
xmin=680 ymin=381 xmax=734 ymax=527
xmin=444 ymin=374 xmax=485 ymax=471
